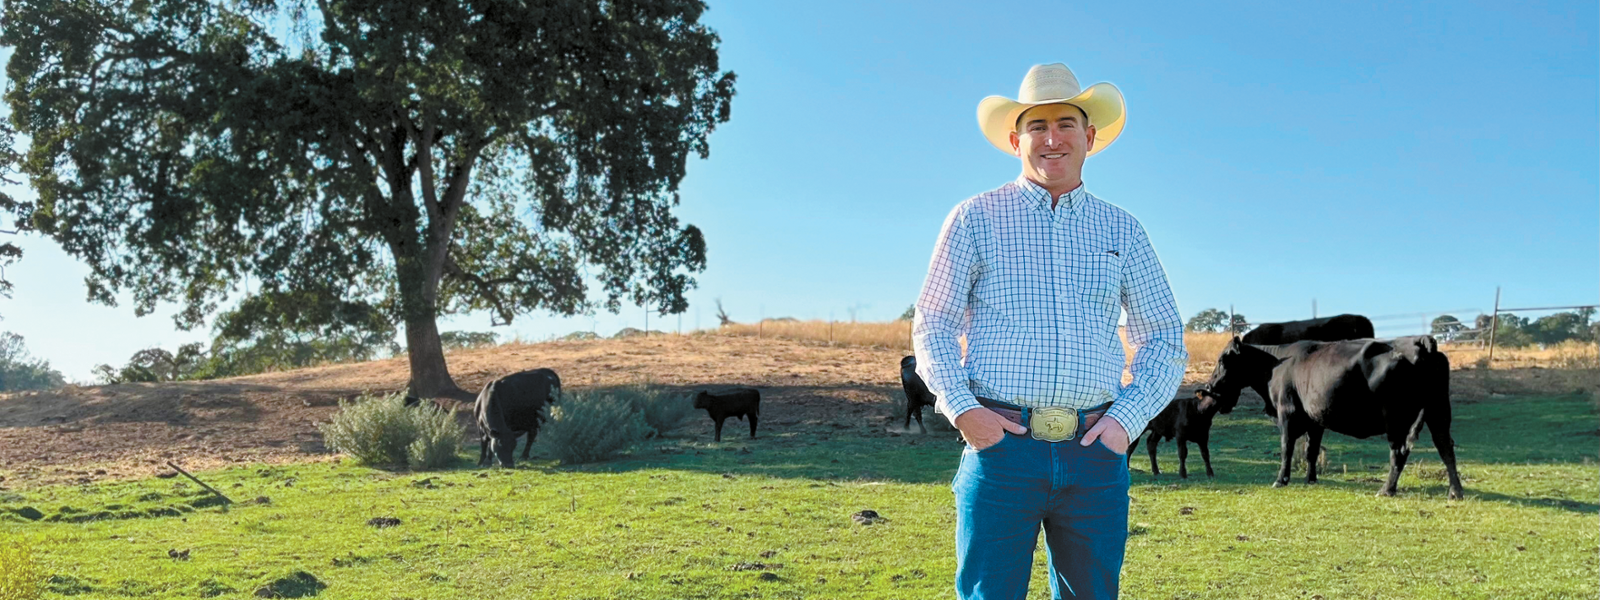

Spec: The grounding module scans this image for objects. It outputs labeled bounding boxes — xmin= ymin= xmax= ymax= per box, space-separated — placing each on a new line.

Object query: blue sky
xmin=4 ymin=0 xmax=1597 ymax=381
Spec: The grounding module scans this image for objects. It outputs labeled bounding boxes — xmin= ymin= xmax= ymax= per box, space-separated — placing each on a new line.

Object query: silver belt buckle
xmin=1029 ymin=407 xmax=1078 ymax=442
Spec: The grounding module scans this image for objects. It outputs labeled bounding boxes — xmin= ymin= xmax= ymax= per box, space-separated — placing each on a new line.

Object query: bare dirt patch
xmin=0 ymin=335 xmax=912 ymax=486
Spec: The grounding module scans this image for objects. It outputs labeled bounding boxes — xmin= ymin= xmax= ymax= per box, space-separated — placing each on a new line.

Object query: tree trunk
xmin=402 ymin=309 xmax=472 ymax=401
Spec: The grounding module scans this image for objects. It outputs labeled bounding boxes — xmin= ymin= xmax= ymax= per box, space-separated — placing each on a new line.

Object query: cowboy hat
xmin=977 ymin=63 xmax=1126 ymax=157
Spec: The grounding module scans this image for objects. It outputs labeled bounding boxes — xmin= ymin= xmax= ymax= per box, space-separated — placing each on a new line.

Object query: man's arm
xmin=912 ymin=204 xmax=982 ymax=424
xmin=1102 ymin=221 xmax=1188 ymax=439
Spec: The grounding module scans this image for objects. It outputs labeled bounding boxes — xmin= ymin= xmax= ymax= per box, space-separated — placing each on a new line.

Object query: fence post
xmin=1486 ymin=286 xmax=1501 ymax=366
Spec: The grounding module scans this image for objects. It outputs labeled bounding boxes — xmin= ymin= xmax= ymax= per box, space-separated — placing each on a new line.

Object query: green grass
xmin=1 ymin=394 xmax=1595 ymax=599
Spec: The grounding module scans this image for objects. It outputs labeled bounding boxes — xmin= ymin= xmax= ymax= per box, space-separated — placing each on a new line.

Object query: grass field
xmin=2 ymin=393 xmax=1594 ymax=599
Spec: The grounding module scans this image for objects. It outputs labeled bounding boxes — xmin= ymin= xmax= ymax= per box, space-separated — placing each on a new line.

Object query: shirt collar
xmin=1014 ymin=175 xmax=1088 ymax=214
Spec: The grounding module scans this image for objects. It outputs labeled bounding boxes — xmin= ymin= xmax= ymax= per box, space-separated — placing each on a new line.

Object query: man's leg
xmin=954 ymin=433 xmax=1048 ymax=600
xmin=1042 ymin=440 xmax=1131 ymax=599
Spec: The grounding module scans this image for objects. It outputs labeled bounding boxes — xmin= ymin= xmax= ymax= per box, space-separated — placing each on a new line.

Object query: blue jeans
xmin=953 ymin=430 xmax=1131 ymax=599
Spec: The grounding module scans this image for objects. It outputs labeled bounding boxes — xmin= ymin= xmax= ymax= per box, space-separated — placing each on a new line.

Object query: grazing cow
xmin=899 ymin=356 xmax=937 ymax=433
xmin=475 ymin=368 xmax=562 ymax=468
xmin=1198 ymin=336 xmax=1462 ymax=499
xmin=1241 ymin=314 xmax=1375 ymax=345
xmin=693 ymin=388 xmax=761 ymax=442
xmin=1127 ymin=393 xmax=1224 ymax=478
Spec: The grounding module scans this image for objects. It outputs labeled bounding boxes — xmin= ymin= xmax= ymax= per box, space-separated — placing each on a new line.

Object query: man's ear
xmin=1084 ymin=122 xmax=1096 ymax=152
xmin=1009 ymin=130 xmax=1022 ymax=157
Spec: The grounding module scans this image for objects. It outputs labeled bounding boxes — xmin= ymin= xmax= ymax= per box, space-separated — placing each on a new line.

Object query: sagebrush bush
xmin=539 ymin=391 xmax=653 ymax=464
xmin=406 ymin=405 xmax=467 ymax=469
xmin=319 ymin=393 xmax=464 ymax=469
xmin=621 ymin=387 xmax=696 ymax=437
xmin=0 ymin=541 xmax=41 ymax=600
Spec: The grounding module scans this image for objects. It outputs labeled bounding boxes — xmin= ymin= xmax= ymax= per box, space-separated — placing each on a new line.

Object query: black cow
xmin=1127 ymin=393 xmax=1223 ymax=478
xmin=1198 ymin=336 xmax=1462 ymax=499
xmin=693 ymin=388 xmax=760 ymax=442
xmin=899 ymin=356 xmax=937 ymax=433
xmin=1241 ymin=314 xmax=1375 ymax=345
xmin=475 ymin=368 xmax=562 ymax=467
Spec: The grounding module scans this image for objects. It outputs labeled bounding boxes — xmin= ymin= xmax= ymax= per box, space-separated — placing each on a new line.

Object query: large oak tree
xmin=3 ymin=0 xmax=735 ymax=398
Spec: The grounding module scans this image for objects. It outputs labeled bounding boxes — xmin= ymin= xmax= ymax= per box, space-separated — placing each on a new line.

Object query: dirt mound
xmin=0 ymin=335 xmax=911 ymax=486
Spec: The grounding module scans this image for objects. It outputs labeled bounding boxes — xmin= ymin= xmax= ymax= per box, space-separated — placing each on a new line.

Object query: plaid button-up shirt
xmin=912 ymin=176 xmax=1187 ymax=437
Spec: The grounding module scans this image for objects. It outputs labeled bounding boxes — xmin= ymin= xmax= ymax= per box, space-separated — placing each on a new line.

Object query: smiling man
xmin=913 ymin=63 xmax=1187 ymax=599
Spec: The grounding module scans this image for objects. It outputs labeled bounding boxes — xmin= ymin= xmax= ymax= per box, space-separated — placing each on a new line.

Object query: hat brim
xmin=976 ymin=82 xmax=1125 ymax=157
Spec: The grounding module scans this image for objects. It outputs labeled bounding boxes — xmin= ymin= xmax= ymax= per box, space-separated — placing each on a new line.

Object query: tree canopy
xmin=3 ymin=0 xmax=736 ymax=397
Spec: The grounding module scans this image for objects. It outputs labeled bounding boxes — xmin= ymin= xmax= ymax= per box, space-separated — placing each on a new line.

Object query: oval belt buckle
xmin=1030 ymin=407 xmax=1077 ymax=442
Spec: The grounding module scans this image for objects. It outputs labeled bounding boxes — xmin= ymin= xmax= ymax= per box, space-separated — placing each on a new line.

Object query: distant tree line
xmin=1185 ymin=308 xmax=1251 ymax=334
xmin=1432 ymin=308 xmax=1597 ymax=348
xmin=0 ymin=332 xmax=65 ymax=392
xmin=92 ymin=296 xmax=500 ymax=385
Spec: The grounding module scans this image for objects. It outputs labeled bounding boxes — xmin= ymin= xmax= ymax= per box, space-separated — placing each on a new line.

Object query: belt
xmin=976 ymin=397 xmax=1112 ymax=443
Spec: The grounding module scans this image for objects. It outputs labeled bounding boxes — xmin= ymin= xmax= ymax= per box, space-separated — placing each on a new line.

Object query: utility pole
xmin=1487 ymin=286 xmax=1502 ymax=365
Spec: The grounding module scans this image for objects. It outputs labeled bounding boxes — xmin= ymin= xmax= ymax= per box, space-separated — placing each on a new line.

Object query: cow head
xmin=1197 ymin=337 xmax=1280 ymax=414
xmin=692 ymin=391 xmax=713 ymax=410
xmin=487 ymin=435 xmax=517 ymax=468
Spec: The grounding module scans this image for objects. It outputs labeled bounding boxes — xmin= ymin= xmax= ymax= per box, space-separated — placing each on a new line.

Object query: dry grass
xmin=715 ymin=321 xmax=1597 ymax=388
xmin=1441 ymin=339 xmax=1599 ymax=370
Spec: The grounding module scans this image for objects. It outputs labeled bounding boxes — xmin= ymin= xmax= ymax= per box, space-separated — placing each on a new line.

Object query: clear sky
xmin=4 ymin=0 xmax=1597 ymax=381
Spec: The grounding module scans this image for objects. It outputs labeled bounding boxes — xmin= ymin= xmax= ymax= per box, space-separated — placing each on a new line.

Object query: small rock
xmin=168 ymin=548 xmax=190 ymax=560
xmin=252 ymin=496 xmax=272 ymax=506
xmin=367 ymin=517 xmax=402 ymax=528
xmin=760 ymin=550 xmax=778 ymax=558
xmin=1178 ymin=506 xmax=1196 ymax=515
xmin=13 ymin=507 xmax=44 ymax=521
xmin=758 ymin=572 xmax=780 ymax=581
xmin=852 ymin=509 xmax=886 ymax=525
xmin=1236 ymin=535 xmax=1249 ymax=541
xmin=155 ymin=471 xmax=179 ymax=479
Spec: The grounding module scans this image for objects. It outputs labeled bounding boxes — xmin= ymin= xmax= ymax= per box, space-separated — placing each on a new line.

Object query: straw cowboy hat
xmin=977 ymin=63 xmax=1126 ymax=157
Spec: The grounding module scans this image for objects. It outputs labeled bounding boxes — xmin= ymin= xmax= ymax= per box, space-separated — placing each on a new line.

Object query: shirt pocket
xmin=1073 ymin=252 xmax=1124 ymax=315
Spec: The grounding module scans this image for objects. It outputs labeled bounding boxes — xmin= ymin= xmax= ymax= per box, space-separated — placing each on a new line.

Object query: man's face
xmin=1009 ymin=103 xmax=1095 ymax=188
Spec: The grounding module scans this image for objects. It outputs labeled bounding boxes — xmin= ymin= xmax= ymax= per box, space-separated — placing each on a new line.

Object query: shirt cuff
xmin=1104 ymin=396 xmax=1149 ymax=439
xmin=937 ymin=390 xmax=982 ymax=426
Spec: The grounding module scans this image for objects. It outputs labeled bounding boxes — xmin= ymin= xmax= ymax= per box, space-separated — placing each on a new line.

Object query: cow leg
xmin=913 ymin=406 xmax=927 ymax=434
xmin=1176 ymin=433 xmax=1190 ymax=479
xmin=1275 ymin=420 xmax=1306 ymax=488
xmin=748 ymin=413 xmax=759 ymax=439
xmin=521 ymin=431 xmax=534 ymax=460
xmin=713 ymin=418 xmax=725 ymax=442
xmin=478 ymin=434 xmax=491 ymax=467
xmin=1424 ymin=406 xmax=1465 ymax=500
xmin=1198 ymin=438 xmax=1215 ymax=478
xmin=1304 ymin=426 xmax=1325 ymax=484
xmin=1145 ymin=436 xmax=1161 ymax=477
xmin=1379 ymin=425 xmax=1413 ymax=497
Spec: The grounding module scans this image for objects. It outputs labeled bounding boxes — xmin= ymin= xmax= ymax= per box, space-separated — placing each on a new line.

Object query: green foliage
xmin=538 ymin=391 xmax=653 ymax=464
xmin=440 ymin=331 xmax=499 ymax=350
xmin=407 ymin=405 xmax=468 ymax=470
xmin=1431 ymin=315 xmax=1466 ymax=341
xmin=0 ymin=332 xmax=65 ymax=392
xmin=1186 ymin=308 xmax=1245 ymax=333
xmin=621 ymin=387 xmax=696 ymax=437
xmin=0 ymin=120 xmax=24 ymax=310
xmin=1186 ymin=308 xmax=1228 ymax=333
xmin=0 ymin=540 xmax=41 ymax=600
xmin=318 ymin=393 xmax=464 ymax=469
xmin=92 ymin=344 xmax=207 ymax=384
xmin=3 ymin=0 xmax=736 ymax=394
xmin=899 ymin=305 xmax=915 ymax=321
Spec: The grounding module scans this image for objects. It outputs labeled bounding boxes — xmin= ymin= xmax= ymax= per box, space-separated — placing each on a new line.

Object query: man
xmin=913 ymin=63 xmax=1187 ymax=599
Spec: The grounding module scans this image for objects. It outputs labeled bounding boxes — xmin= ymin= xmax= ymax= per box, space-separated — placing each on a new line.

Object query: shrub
xmin=406 ymin=405 xmax=467 ymax=469
xmin=539 ymin=391 xmax=653 ymax=464
xmin=621 ymin=387 xmax=696 ymax=437
xmin=319 ymin=393 xmax=464 ymax=469
xmin=0 ymin=541 xmax=41 ymax=600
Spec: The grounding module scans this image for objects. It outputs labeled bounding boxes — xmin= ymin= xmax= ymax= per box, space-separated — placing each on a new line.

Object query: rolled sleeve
xmin=913 ymin=203 xmax=982 ymax=424
xmin=1106 ymin=222 xmax=1187 ymax=437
